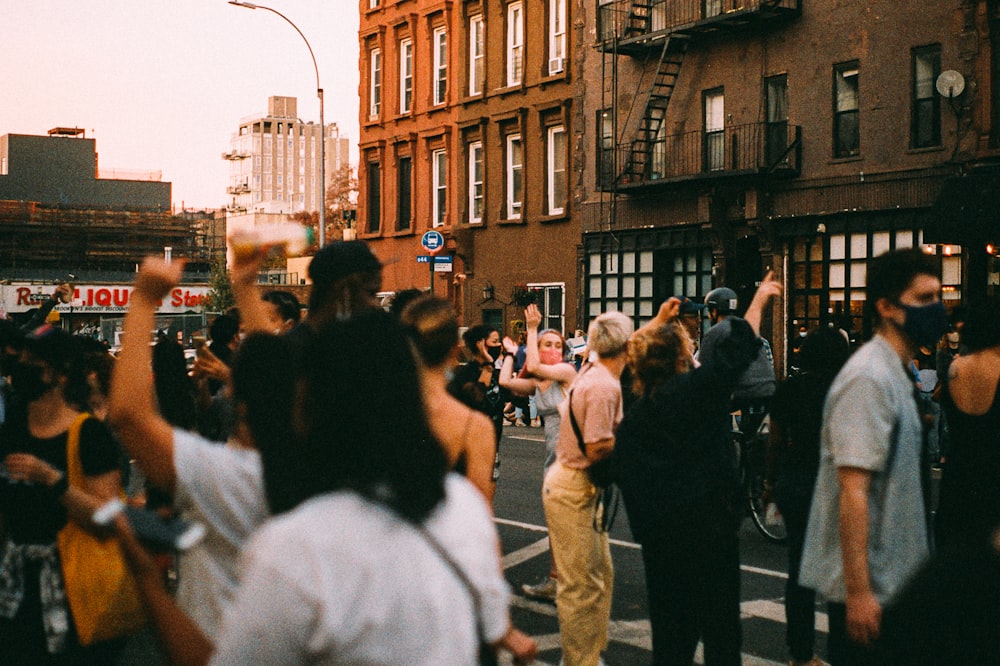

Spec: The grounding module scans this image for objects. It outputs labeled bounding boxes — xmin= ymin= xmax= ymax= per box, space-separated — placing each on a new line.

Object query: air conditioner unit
xmin=548 ymin=57 xmax=565 ymax=74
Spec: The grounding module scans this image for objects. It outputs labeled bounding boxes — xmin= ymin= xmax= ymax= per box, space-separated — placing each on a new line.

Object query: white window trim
xmin=507 ymin=2 xmax=523 ymax=87
xmin=369 ymin=47 xmax=382 ymax=119
xmin=432 ymin=149 xmax=447 ymax=228
xmin=468 ymin=141 xmax=483 ymax=224
xmin=469 ymin=15 xmax=484 ymax=96
xmin=399 ymin=38 xmax=413 ymax=114
xmin=547 ymin=126 xmax=566 ymax=215
xmin=506 ymin=134 xmax=523 ymax=219
xmin=433 ymin=27 xmax=447 ymax=106
xmin=548 ymin=0 xmax=566 ymax=75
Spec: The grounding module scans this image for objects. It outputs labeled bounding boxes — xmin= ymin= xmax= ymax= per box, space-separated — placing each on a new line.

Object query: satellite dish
xmin=936 ymin=70 xmax=966 ymax=98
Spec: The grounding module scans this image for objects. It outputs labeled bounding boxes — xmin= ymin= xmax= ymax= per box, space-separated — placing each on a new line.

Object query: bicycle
xmin=732 ymin=414 xmax=787 ymax=544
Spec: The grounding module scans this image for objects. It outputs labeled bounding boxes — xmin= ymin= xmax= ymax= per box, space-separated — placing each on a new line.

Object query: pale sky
xmin=0 ymin=0 xmax=360 ymax=211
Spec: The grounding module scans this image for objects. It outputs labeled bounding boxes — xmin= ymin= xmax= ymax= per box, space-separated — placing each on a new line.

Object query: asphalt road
xmin=494 ymin=424 xmax=820 ymax=666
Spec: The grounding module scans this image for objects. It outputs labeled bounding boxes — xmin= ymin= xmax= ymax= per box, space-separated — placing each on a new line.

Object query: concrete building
xmin=357 ymin=0 xmax=577 ymax=333
xmin=225 ymin=96 xmax=351 ymax=216
xmin=580 ymin=0 xmax=1000 ymax=367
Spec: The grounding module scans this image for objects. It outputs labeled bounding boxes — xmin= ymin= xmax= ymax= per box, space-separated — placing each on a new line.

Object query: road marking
xmin=504 ymin=434 xmax=545 ymax=442
xmin=496 ymin=517 xmax=789 ymax=579
xmin=741 ymin=599 xmax=829 ymax=633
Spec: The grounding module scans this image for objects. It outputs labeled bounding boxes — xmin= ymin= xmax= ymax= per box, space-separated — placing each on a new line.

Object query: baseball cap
xmin=678 ymin=297 xmax=706 ymax=317
xmin=704 ymin=287 xmax=738 ymax=314
xmin=308 ymin=241 xmax=383 ymax=289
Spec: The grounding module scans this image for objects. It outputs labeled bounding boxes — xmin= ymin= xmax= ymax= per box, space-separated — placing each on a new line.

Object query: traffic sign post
xmin=419 ymin=231 xmax=446 ymax=293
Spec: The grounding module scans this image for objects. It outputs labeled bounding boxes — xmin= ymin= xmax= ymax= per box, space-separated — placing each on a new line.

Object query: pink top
xmin=555 ymin=362 xmax=623 ymax=469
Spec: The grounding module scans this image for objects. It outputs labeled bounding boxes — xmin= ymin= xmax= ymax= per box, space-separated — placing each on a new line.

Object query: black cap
xmin=308 ymin=241 xmax=383 ymax=289
xmin=678 ymin=297 xmax=706 ymax=317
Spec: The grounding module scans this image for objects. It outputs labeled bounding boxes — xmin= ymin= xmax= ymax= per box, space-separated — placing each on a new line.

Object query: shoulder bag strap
xmin=63 ymin=413 xmax=91 ymax=489
xmin=567 ymin=388 xmax=587 ymax=456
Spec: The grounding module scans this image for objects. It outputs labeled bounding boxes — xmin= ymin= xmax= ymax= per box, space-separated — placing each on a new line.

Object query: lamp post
xmin=228 ymin=0 xmax=326 ymax=248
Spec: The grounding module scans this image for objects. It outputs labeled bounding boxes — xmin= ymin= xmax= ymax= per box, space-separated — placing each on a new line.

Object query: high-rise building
xmin=225 ymin=96 xmax=350 ymax=215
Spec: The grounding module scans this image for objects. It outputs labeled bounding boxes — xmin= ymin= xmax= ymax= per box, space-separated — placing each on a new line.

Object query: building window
xmin=369 ymin=0 xmax=379 ymax=8
xmin=506 ymin=134 xmax=523 ymax=219
xmin=369 ymin=48 xmax=382 ymax=119
xmin=399 ymin=38 xmax=413 ymax=114
xmin=527 ymin=283 xmax=565 ymax=332
xmin=547 ymin=126 xmax=566 ymax=215
xmin=507 ymin=2 xmax=524 ymax=87
xmin=397 ymin=156 xmax=412 ymax=231
xmin=704 ymin=0 xmax=722 ymax=18
xmin=468 ymin=141 xmax=484 ymax=224
xmin=703 ymin=88 xmax=725 ymax=172
xmin=912 ymin=45 xmax=941 ymax=149
xmin=469 ymin=15 xmax=485 ymax=96
xmin=367 ymin=161 xmax=381 ymax=233
xmin=598 ymin=108 xmax=615 ymax=190
xmin=834 ymin=61 xmax=860 ymax=158
xmin=548 ymin=0 xmax=566 ymax=74
xmin=432 ymin=149 xmax=447 ymax=228
xmin=765 ymin=74 xmax=789 ymax=166
xmin=433 ymin=27 xmax=447 ymax=106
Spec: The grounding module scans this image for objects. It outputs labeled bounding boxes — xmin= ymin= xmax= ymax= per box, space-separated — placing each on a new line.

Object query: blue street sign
xmin=420 ymin=230 xmax=445 ymax=254
xmin=416 ymin=255 xmax=452 ymax=263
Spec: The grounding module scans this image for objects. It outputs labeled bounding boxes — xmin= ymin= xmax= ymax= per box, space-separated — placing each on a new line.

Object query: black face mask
xmin=9 ymin=363 xmax=53 ymax=403
xmin=486 ymin=346 xmax=502 ymax=362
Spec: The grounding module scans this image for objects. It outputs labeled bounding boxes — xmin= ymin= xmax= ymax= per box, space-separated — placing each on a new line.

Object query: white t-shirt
xmin=172 ymin=428 xmax=268 ymax=636
xmin=211 ymin=473 xmax=510 ymax=666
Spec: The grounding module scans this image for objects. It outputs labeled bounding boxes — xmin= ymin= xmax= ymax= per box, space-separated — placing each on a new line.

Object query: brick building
xmin=580 ymin=0 xmax=1000 ymax=367
xmin=358 ymin=0 xmax=578 ymax=333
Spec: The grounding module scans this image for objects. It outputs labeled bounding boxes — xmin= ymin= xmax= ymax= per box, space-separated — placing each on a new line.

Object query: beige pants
xmin=542 ymin=462 xmax=613 ymax=666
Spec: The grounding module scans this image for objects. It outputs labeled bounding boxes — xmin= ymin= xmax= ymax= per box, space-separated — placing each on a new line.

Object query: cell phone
xmin=93 ymin=500 xmax=206 ymax=551
xmin=192 ymin=335 xmax=208 ymax=356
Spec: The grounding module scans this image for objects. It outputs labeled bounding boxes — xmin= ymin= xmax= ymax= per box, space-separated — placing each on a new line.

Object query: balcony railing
xmin=599 ymin=0 xmax=800 ymax=50
xmin=222 ymin=151 xmax=249 ymax=160
xmin=226 ymin=185 xmax=251 ymax=195
xmin=600 ymin=122 xmax=801 ymax=191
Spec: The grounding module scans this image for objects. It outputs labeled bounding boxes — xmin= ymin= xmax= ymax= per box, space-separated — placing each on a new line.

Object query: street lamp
xmin=228 ymin=0 xmax=326 ymax=248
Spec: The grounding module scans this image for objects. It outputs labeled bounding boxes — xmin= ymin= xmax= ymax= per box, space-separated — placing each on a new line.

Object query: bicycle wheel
xmin=743 ymin=428 xmax=787 ymax=544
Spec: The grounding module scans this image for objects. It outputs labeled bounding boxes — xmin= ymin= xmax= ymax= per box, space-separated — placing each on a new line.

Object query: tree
xmin=204 ymin=254 xmax=234 ymax=313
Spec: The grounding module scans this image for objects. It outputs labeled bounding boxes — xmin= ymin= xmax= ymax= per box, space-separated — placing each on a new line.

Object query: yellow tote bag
xmin=56 ymin=413 xmax=146 ymax=645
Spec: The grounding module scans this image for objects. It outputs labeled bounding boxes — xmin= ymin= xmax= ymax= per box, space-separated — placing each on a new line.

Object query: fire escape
xmin=598 ymin=0 xmax=803 ymax=223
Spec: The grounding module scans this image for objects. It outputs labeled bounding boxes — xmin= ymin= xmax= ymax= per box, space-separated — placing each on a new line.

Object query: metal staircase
xmin=619 ymin=34 xmax=689 ymax=184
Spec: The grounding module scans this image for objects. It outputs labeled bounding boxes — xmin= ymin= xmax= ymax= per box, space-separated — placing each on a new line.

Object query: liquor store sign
xmin=1 ymin=284 xmax=210 ymax=314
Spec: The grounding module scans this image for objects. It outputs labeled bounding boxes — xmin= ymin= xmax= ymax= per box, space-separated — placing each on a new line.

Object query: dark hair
xmin=262 ymin=290 xmax=302 ymax=324
xmin=231 ymin=334 xmax=301 ymax=514
xmin=866 ymin=248 xmax=939 ymax=323
xmin=209 ymin=314 xmax=240 ymax=346
xmin=153 ymin=338 xmax=198 ymax=430
xmin=307 ymin=241 xmax=383 ymax=316
xmin=298 ymin=310 xmax=446 ymax=523
xmin=960 ymin=298 xmax=1000 ymax=353
xmin=22 ymin=326 xmax=92 ymax=409
xmin=399 ymin=295 xmax=459 ymax=367
xmin=462 ymin=324 xmax=498 ymax=356
xmin=388 ymin=288 xmax=426 ymax=319
xmin=797 ymin=325 xmax=851 ymax=378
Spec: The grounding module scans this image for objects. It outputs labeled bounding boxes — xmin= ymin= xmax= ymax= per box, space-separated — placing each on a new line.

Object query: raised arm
xmin=230 ymin=247 xmax=270 ymax=335
xmin=107 ymin=258 xmax=183 ymax=493
xmin=498 ymin=337 xmax=535 ymax=397
xmin=742 ymin=270 xmax=782 ymax=336
xmin=632 ymin=297 xmax=681 ymax=339
xmin=522 ymin=305 xmax=577 ymax=385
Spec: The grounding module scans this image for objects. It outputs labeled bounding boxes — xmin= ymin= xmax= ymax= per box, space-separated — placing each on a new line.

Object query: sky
xmin=0 ymin=0 xmax=360 ymax=211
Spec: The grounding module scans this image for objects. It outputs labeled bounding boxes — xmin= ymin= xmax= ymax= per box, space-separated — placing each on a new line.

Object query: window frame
xmin=399 ymin=38 xmax=413 ymax=115
xmin=548 ymin=0 xmax=566 ymax=75
xmin=911 ymin=45 xmax=942 ymax=149
xmin=432 ymin=148 xmax=447 ymax=228
xmin=397 ymin=155 xmax=412 ymax=232
xmin=366 ymin=161 xmax=381 ymax=234
xmin=469 ymin=15 xmax=485 ymax=96
xmin=506 ymin=133 xmax=523 ymax=219
xmin=369 ymin=47 xmax=382 ymax=119
xmin=507 ymin=2 xmax=524 ymax=87
xmin=833 ymin=61 xmax=860 ymax=158
xmin=703 ymin=88 xmax=725 ymax=172
xmin=433 ymin=27 xmax=448 ymax=106
xmin=468 ymin=141 xmax=484 ymax=224
xmin=547 ymin=125 xmax=567 ymax=215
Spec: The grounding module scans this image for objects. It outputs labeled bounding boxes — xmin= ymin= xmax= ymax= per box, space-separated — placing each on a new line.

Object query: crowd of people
xmin=0 ymin=241 xmax=996 ymax=665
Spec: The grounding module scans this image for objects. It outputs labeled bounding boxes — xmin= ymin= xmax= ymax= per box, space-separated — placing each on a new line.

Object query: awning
xmin=926 ymin=173 xmax=1000 ymax=244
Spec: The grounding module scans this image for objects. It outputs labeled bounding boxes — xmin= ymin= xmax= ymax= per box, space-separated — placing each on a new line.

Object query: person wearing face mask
xmin=499 ymin=303 xmax=578 ymax=601
xmin=0 ymin=324 xmax=130 ymax=663
xmin=615 ymin=275 xmax=781 ymax=666
xmin=799 ymin=248 xmax=947 ymax=666
xmin=448 ymin=324 xmax=506 ymax=447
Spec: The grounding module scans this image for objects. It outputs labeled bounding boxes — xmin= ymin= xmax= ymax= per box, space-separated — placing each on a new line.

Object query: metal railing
xmin=599 ymin=0 xmax=799 ymax=43
xmin=600 ymin=122 xmax=801 ymax=189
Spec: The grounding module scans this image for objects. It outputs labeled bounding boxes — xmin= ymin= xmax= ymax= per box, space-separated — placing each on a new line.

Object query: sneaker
xmin=521 ymin=577 xmax=557 ymax=602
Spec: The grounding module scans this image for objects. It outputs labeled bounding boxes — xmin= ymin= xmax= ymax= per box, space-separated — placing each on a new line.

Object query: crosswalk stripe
xmin=502 ymin=537 xmax=551 ymax=569
xmin=741 ymin=599 xmax=829 ymax=634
